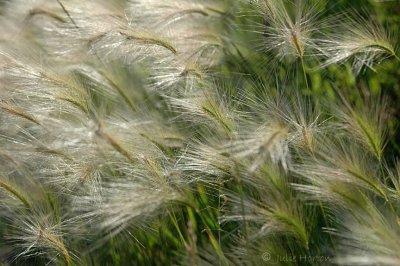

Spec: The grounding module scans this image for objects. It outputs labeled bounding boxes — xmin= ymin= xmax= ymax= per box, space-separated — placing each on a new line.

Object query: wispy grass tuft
xmin=0 ymin=0 xmax=399 ymax=265
xmin=321 ymin=11 xmax=399 ymax=74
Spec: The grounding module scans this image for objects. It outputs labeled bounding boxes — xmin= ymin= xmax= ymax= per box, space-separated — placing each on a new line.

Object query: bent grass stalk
xmin=98 ymin=70 xmax=138 ymax=112
xmin=354 ymin=115 xmax=383 ymax=161
xmin=0 ymin=179 xmax=32 ymax=209
xmin=0 ymin=102 xmax=41 ymax=125
xmin=97 ymin=126 xmax=136 ymax=163
xmin=118 ymin=31 xmax=177 ymax=55
xmin=39 ymin=228 xmax=72 ymax=265
xmin=28 ymin=8 xmax=67 ymax=23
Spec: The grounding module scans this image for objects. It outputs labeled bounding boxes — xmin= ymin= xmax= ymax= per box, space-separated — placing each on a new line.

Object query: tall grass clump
xmin=0 ymin=0 xmax=399 ymax=265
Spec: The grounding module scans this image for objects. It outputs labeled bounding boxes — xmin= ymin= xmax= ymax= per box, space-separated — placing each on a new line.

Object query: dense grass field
xmin=0 ymin=0 xmax=400 ymax=265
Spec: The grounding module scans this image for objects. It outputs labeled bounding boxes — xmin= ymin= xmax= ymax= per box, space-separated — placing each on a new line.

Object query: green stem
xmin=300 ymin=57 xmax=309 ymax=92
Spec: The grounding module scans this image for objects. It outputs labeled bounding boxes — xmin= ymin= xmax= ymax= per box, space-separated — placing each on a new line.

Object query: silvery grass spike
xmin=334 ymin=203 xmax=400 ymax=266
xmin=254 ymin=0 xmax=325 ymax=61
xmin=71 ymin=168 xmax=184 ymax=240
xmin=6 ymin=210 xmax=74 ymax=265
xmin=333 ymin=93 xmax=388 ymax=161
xmin=24 ymin=0 xmax=179 ymax=63
xmin=128 ymin=0 xmax=230 ymax=31
xmin=165 ymin=86 xmax=236 ymax=135
xmin=293 ymin=137 xmax=388 ymax=207
xmin=320 ymin=12 xmax=399 ymax=75
xmin=221 ymin=162 xmax=311 ymax=249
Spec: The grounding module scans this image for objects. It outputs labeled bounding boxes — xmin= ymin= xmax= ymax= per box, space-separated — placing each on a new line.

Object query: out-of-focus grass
xmin=0 ymin=0 xmax=399 ymax=265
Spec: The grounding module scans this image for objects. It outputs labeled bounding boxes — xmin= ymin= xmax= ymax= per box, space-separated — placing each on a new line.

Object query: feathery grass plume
xmin=27 ymin=0 xmax=178 ymax=62
xmin=148 ymin=59 xmax=209 ymax=92
xmin=293 ymin=138 xmax=388 ymax=207
xmin=293 ymin=170 xmax=371 ymax=211
xmin=0 ymin=0 xmax=62 ymax=36
xmin=128 ymin=0 xmax=229 ymax=30
xmin=253 ymin=0 xmax=324 ymax=61
xmin=72 ymin=172 xmax=183 ymax=238
xmin=0 ymin=101 xmax=41 ymax=126
xmin=2 ymin=0 xmax=58 ymax=20
xmin=70 ymin=62 xmax=144 ymax=112
xmin=227 ymin=121 xmax=289 ymax=172
xmin=94 ymin=118 xmax=166 ymax=162
xmin=226 ymin=89 xmax=310 ymax=172
xmin=334 ymin=202 xmax=400 ymax=266
xmin=321 ymin=11 xmax=399 ymax=75
xmin=1 ymin=55 xmax=91 ymax=118
xmin=37 ymin=156 xmax=103 ymax=194
xmin=281 ymin=104 xmax=327 ymax=154
xmin=0 ymin=176 xmax=32 ymax=209
xmin=222 ymin=163 xmax=310 ymax=249
xmin=6 ymin=210 xmax=73 ymax=265
xmin=68 ymin=64 xmax=121 ymax=102
xmin=166 ymin=86 xmax=236 ymax=135
xmin=2 ymin=63 xmax=152 ymax=193
xmin=244 ymin=88 xmax=330 ymax=154
xmin=86 ymin=28 xmax=177 ymax=63
xmin=134 ymin=120 xmax=186 ymax=150
xmin=387 ymin=161 xmax=400 ymax=199
xmin=0 ymin=122 xmax=93 ymax=193
xmin=334 ymin=92 xmax=389 ymax=161
xmin=128 ymin=0 xmax=233 ymax=93
xmin=178 ymin=141 xmax=235 ymax=180
xmin=20 ymin=117 xmax=166 ymax=192
xmin=128 ymin=0 xmax=229 ymax=60
xmin=0 ymin=148 xmax=20 ymax=176
xmin=144 ymin=28 xmax=223 ymax=93
xmin=1 ymin=0 xmax=400 ymax=264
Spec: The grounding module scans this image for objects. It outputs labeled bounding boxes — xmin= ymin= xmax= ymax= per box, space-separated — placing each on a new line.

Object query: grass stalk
xmin=0 ymin=179 xmax=32 ymax=209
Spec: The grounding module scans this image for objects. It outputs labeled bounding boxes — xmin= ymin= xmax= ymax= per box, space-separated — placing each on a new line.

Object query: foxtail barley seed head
xmin=1 ymin=0 xmax=399 ymax=264
xmin=320 ymin=12 xmax=398 ymax=74
xmin=255 ymin=0 xmax=324 ymax=61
